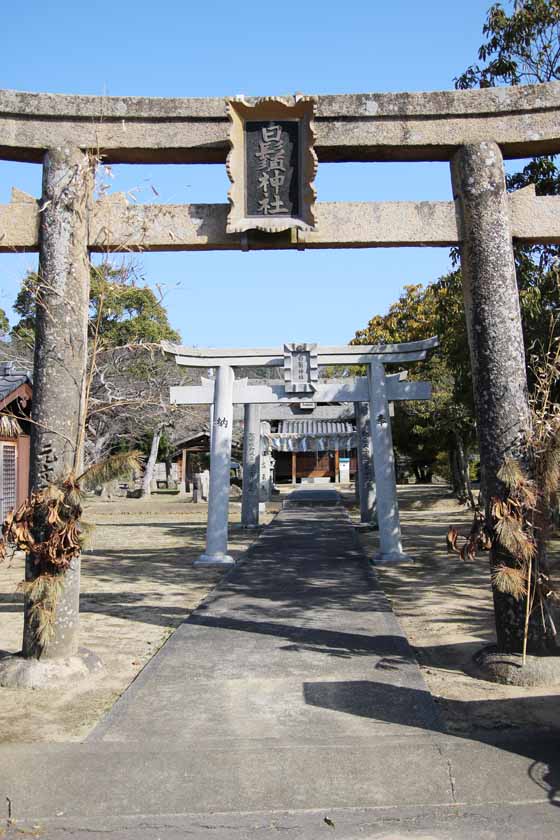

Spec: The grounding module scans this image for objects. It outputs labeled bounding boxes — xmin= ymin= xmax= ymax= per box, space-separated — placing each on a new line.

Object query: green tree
xmin=455 ymin=0 xmax=560 ymax=374
xmin=455 ymin=1 xmax=560 ymax=89
xmin=89 ymin=264 xmax=181 ymax=348
xmin=352 ymin=277 xmax=476 ymax=498
xmin=0 ymin=307 xmax=9 ymax=337
xmin=12 ymin=263 xmax=181 ymax=349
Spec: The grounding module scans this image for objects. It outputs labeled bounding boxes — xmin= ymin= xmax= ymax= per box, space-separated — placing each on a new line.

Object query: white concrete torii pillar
xmin=368 ymin=361 xmax=409 ymax=563
xmin=196 ymin=364 xmax=235 ymax=565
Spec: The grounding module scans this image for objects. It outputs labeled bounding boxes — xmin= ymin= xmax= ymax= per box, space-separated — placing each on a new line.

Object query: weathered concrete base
xmin=374 ymin=550 xmax=412 ymax=565
xmin=0 ymin=648 xmax=103 ymax=689
xmin=473 ymin=645 xmax=560 ymax=688
xmin=194 ymin=553 xmax=235 ymax=567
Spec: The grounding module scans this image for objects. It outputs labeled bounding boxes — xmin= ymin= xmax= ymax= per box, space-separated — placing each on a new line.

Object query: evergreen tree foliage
xmin=12 ymin=263 xmax=181 ymax=349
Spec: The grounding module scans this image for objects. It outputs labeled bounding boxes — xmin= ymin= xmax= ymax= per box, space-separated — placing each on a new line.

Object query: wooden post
xmin=291 ymin=451 xmax=297 ymax=485
xmin=334 ymin=450 xmax=340 ymax=483
xmin=179 ymin=447 xmax=188 ymax=494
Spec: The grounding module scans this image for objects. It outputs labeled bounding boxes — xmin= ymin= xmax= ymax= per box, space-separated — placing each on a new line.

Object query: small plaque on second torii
xmin=284 ymin=343 xmax=319 ymax=394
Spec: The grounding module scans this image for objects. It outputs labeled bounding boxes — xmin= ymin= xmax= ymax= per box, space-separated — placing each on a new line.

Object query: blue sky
xmin=0 ymin=0 xmax=510 ymax=346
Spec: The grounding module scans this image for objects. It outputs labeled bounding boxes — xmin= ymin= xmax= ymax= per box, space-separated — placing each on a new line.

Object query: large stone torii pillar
xmin=27 ymin=147 xmax=92 ymax=661
xmin=0 ymin=146 xmax=96 ymax=688
xmin=452 ymin=142 xmax=532 ymax=651
xmin=165 ymin=340 xmax=437 ymax=565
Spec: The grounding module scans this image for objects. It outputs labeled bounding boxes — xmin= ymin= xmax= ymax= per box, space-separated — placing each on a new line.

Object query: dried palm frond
xmin=460 ymin=539 xmax=478 ymax=562
xmin=3 ymin=451 xmax=142 ymax=654
xmin=495 ymin=516 xmax=537 ymax=563
xmin=78 ymin=520 xmax=95 ymax=549
xmin=77 ymin=450 xmax=144 ymax=490
xmin=0 ymin=414 xmax=22 ymax=438
xmin=446 ymin=526 xmax=459 ymax=554
xmin=478 ymin=526 xmax=493 ymax=551
xmin=538 ymin=421 xmax=560 ymax=501
xmin=491 ymin=498 xmax=508 ymax=520
xmin=497 ymin=458 xmax=524 ymax=491
xmin=57 ymin=476 xmax=83 ymax=510
xmin=491 ymin=564 xmax=527 ymax=600
xmin=18 ymin=574 xmax=65 ymax=648
xmin=518 ymin=480 xmax=538 ymax=512
xmin=44 ymin=484 xmax=65 ymax=503
xmin=445 ymin=510 xmax=493 ymax=560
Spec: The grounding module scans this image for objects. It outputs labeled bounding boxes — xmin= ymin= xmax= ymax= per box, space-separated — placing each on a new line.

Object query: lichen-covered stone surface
xmin=2 ymin=82 xmax=560 ymax=162
xmin=452 ymin=141 xmax=530 ymax=502
xmin=22 ymin=146 xmax=93 ymax=660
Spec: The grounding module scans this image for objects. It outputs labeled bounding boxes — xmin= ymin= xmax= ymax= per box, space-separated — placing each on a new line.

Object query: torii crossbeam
xmin=163 ymin=338 xmax=438 ymax=565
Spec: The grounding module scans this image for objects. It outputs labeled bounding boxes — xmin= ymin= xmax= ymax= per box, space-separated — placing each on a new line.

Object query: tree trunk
xmin=452 ymin=142 xmax=536 ymax=653
xmin=449 ymin=448 xmax=460 ymax=496
xmin=23 ymin=146 xmax=93 ymax=660
xmin=451 ymin=436 xmax=474 ymax=506
xmin=141 ymin=425 xmax=164 ymax=497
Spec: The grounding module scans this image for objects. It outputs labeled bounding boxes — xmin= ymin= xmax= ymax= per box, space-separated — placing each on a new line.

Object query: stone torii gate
xmin=231 ymin=377 xmax=409 ymax=525
xmin=163 ymin=338 xmax=437 ymax=565
xmin=232 ymin=401 xmax=371 ymax=524
xmin=0 ymin=80 xmax=554 ymax=670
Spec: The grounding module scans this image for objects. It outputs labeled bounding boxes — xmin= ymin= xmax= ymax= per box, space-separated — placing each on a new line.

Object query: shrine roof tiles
xmin=0 ymin=361 xmax=32 ymax=401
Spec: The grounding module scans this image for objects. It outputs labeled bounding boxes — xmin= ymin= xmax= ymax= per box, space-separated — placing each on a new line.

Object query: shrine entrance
xmin=268 ymin=418 xmax=357 ymax=485
xmin=164 ymin=337 xmax=436 ymax=565
xmin=0 ymin=81 xmax=553 ymax=657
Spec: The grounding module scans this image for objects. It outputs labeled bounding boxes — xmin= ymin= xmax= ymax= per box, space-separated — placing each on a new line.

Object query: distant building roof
xmin=269 ymin=420 xmax=356 ymax=453
xmin=0 ymin=361 xmax=32 ymax=402
xmin=277 ymin=420 xmax=355 ymax=436
xmin=173 ymin=432 xmax=210 ymax=454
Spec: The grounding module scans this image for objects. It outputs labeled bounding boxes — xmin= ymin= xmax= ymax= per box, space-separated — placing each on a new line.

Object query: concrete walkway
xmin=2 ymin=490 xmax=560 ymax=837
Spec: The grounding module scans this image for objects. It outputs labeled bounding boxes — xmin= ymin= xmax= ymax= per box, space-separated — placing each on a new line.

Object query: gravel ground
xmin=1 ymin=485 xmax=558 ymax=743
xmin=0 ymin=495 xmax=275 ymax=743
xmin=355 ymin=484 xmax=560 ymax=736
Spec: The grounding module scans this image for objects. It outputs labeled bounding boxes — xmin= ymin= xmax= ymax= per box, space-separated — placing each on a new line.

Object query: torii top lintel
xmin=161 ymin=337 xmax=439 ymax=368
xmin=2 ymin=83 xmax=560 ymax=163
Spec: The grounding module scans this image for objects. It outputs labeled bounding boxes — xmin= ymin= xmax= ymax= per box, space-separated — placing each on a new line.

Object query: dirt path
xmin=356 ymin=485 xmax=560 ymax=736
xmin=0 ymin=496 xmax=275 ymax=743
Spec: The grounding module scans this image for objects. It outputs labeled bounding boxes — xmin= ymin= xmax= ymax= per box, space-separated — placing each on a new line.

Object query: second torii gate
xmin=233 ymin=380 xmax=410 ymax=525
xmin=163 ymin=338 xmax=437 ymax=565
